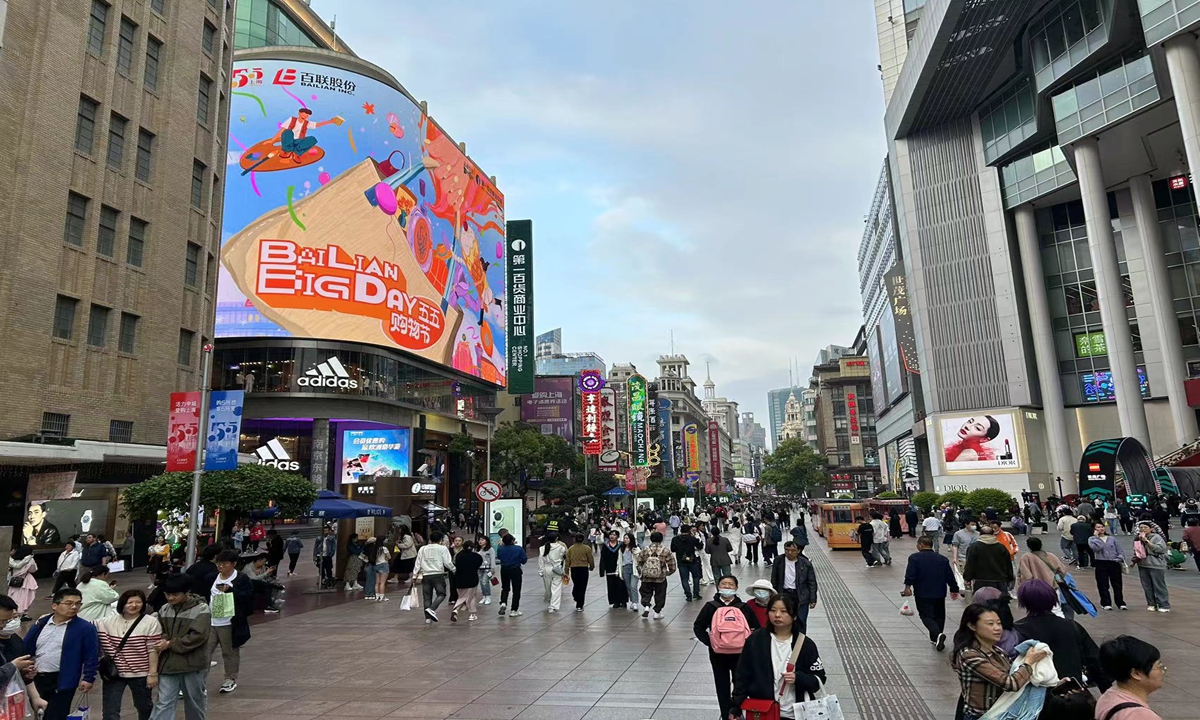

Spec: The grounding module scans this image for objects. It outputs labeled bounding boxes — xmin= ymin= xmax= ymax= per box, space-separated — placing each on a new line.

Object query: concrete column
xmin=310 ymin=418 xmax=330 ymax=490
xmin=1165 ymin=36 xmax=1200 ymax=193
xmin=1074 ymin=138 xmax=1152 ymax=451
xmin=1129 ymin=175 xmax=1199 ymax=447
xmin=1013 ymin=205 xmax=1078 ymax=490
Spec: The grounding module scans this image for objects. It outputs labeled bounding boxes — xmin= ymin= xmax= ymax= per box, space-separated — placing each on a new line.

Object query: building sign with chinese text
xmin=520 ymin=377 xmax=574 ymax=443
xmin=167 ymin=392 xmax=202 ymax=471
xmin=598 ymin=386 xmax=619 ymax=471
xmin=846 ymin=391 xmax=860 ymax=445
xmin=707 ymin=420 xmax=721 ymax=485
xmin=684 ymin=423 xmax=700 ymax=471
xmin=506 ymin=220 xmax=534 ymax=393
xmin=580 ymin=369 xmax=603 ymax=455
xmin=628 ymin=374 xmax=648 ymax=467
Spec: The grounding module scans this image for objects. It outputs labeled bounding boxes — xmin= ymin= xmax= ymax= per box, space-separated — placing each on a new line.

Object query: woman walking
xmin=451 ymin=540 xmax=483 ymax=622
xmin=539 ymin=532 xmax=568 ymax=613
xmin=97 ymin=589 xmax=162 ymax=720
xmin=693 ymin=575 xmax=760 ymax=720
xmin=566 ymin=534 xmax=595 ymax=612
xmin=7 ymin=545 xmax=37 ymax=619
xmin=343 ymin=534 xmax=365 ymax=592
xmin=79 ymin=564 xmax=120 ymax=621
xmin=391 ymin=525 xmax=417 ymax=586
xmin=52 ymin=541 xmax=81 ymax=597
xmin=599 ymin=531 xmax=627 ymax=609
xmin=1133 ymin=521 xmax=1171 ymax=612
xmin=369 ymin=537 xmax=392 ymax=602
xmin=951 ymin=604 xmax=1047 ymax=719
xmin=620 ymin=533 xmax=640 ymax=612
xmin=475 ymin=535 xmax=495 ymax=606
xmin=731 ymin=593 xmax=825 ymax=720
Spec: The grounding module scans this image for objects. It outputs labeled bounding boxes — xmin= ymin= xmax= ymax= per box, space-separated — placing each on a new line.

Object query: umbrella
xmin=602 ymin=487 xmax=631 ymax=496
xmin=308 ymin=489 xmax=393 ymax=519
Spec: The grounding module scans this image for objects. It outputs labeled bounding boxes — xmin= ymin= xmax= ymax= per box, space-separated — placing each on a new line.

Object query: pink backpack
xmin=710 ymin=605 xmax=752 ymax=654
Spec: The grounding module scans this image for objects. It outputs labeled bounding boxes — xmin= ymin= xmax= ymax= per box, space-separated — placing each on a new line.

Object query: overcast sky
xmin=312 ymin=0 xmax=887 ymax=435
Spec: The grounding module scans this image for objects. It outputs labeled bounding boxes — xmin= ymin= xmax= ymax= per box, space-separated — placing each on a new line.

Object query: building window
xmin=135 ymin=129 xmax=154 ymax=182
xmin=150 ymin=0 xmax=165 ymax=15
xmin=144 ymin=37 xmax=162 ymax=91
xmin=234 ymin=0 xmax=321 ymax=50
xmin=97 ymin=205 xmax=118 ymax=256
xmin=87 ymin=304 xmax=109 ymax=347
xmin=75 ymin=96 xmax=98 ymax=154
xmin=87 ymin=0 xmax=108 ymax=56
xmin=118 ymin=312 xmax=138 ymax=353
xmin=116 ymin=16 xmax=137 ymax=75
xmin=127 ymin=217 xmax=146 ymax=266
xmin=52 ymin=295 xmax=78 ymax=340
xmin=178 ymin=329 xmax=195 ymax=365
xmin=109 ymin=420 xmax=134 ymax=443
xmin=184 ymin=242 xmax=201 ymax=287
xmin=202 ymin=22 xmax=216 ymax=55
xmin=106 ymin=113 xmax=127 ymax=169
xmin=211 ymin=175 xmax=221 ymax=216
xmin=196 ymin=74 xmax=212 ymax=125
xmin=191 ymin=160 xmax=206 ymax=209
xmin=64 ymin=192 xmax=89 ymax=246
xmin=41 ymin=412 xmax=70 ymax=438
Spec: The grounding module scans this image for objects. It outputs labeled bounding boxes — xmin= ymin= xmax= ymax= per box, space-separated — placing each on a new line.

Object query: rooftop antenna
xmin=670 ymin=329 xmax=675 ymax=355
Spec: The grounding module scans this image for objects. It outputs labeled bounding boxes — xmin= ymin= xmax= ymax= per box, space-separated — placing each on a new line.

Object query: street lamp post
xmin=185 ymin=343 xmax=214 ymax=567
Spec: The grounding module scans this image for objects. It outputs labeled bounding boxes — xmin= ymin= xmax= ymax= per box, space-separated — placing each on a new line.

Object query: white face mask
xmin=754 ymin=590 xmax=771 ymax=602
xmin=718 ymin=588 xmax=737 ymax=598
xmin=1 ymin=618 xmax=20 ymax=636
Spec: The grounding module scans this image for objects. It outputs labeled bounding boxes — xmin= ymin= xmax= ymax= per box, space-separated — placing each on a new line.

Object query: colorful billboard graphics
xmin=938 ymin=411 xmax=1023 ymax=473
xmin=217 ymin=59 xmax=506 ymax=386
xmin=707 ymin=421 xmax=722 ymax=485
xmin=167 ymin=392 xmax=202 ymax=471
xmin=521 ymin=377 xmax=574 ymax=443
xmin=341 ymin=428 xmax=411 ymax=484
xmin=658 ymin=398 xmax=674 ymax=478
xmin=205 ymin=390 xmax=245 ymax=471
xmin=598 ymin=387 xmax=619 ymax=471
xmin=684 ymin=423 xmax=700 ymax=472
xmin=628 ymin=374 xmax=648 ymax=467
xmin=580 ymin=370 xmax=603 ymax=455
xmin=506 ymin=220 xmax=533 ymax=393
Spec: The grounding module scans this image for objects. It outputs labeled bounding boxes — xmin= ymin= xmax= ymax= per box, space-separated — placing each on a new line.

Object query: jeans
xmin=678 ymin=560 xmax=701 ymax=599
xmin=639 ymin=579 xmax=667 ymax=612
xmin=1059 ymin=537 xmax=1076 ymax=563
xmin=709 ymin=651 xmax=740 ymax=720
xmin=1106 ymin=518 xmax=1120 ymax=535
xmin=500 ymin=566 xmax=522 ymax=611
xmin=1120 ymin=517 xmax=1134 ymax=534
xmin=103 ymin=675 xmax=152 ymax=720
xmin=924 ymin=532 xmax=940 ymax=553
xmin=1138 ymin=566 xmax=1170 ymax=609
xmin=621 ymin=563 xmax=638 ymax=604
xmin=861 ymin=546 xmax=877 ymax=566
xmin=33 ymin=673 xmax=75 ymax=720
xmin=422 ymin=574 xmax=449 ymax=612
xmin=318 ymin=555 xmax=334 ymax=585
xmin=713 ymin=563 xmax=732 ymax=579
xmin=149 ymin=671 xmax=207 ymax=720
xmin=478 ymin=568 xmax=492 ymax=597
xmin=281 ymin=129 xmax=318 ymax=156
xmin=364 ymin=562 xmax=377 ymax=595
xmin=793 ymin=600 xmax=811 ymax=633
xmin=874 ymin=541 xmax=892 ymax=565
xmin=206 ymin=623 xmax=239 ymax=681
xmin=1094 ymin=559 xmax=1125 ymax=607
xmin=914 ymin=597 xmax=946 ymax=641
xmin=570 ymin=567 xmax=590 ymax=609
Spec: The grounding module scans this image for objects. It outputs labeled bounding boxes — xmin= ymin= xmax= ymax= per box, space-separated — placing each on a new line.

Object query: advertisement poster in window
xmin=341 ymin=428 xmax=411 ymax=484
xmin=938 ymin=411 xmax=1024 ymax=473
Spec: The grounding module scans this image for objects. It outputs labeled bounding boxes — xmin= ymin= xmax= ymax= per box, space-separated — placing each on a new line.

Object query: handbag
xmin=99 ymin=614 xmax=144 ymax=681
xmin=2 ymin=667 xmax=32 ymax=720
xmin=5 ymin=578 xmax=20 ymax=589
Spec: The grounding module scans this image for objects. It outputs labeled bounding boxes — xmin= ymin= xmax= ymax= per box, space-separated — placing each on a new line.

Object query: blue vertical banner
xmin=658 ymin=398 xmax=673 ymax=478
xmin=204 ymin=390 xmax=245 ymax=470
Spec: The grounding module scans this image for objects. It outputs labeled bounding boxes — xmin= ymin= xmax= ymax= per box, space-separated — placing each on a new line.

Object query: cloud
xmin=312 ymin=0 xmax=887 ymax=433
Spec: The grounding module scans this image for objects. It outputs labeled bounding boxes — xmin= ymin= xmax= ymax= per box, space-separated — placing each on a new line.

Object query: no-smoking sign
xmin=475 ymin=481 xmax=502 ymax=503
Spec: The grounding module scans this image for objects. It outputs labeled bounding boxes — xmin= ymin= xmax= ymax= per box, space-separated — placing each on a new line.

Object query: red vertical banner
xmin=167 ymin=391 xmax=202 ymax=471
xmin=579 ymin=370 xmax=604 ymax=455
xmin=707 ymin=420 xmax=721 ymax=491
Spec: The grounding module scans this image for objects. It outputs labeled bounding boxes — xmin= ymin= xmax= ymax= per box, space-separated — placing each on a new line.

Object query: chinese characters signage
xmin=204 ymin=390 xmax=245 ymax=471
xmin=520 ymin=377 xmax=574 ymax=443
xmin=683 ymin=423 xmax=700 ymax=472
xmin=506 ymin=220 xmax=534 ymax=393
xmin=598 ymin=387 xmax=619 ymax=471
xmin=580 ymin=369 xmax=603 ymax=455
xmin=658 ymin=398 xmax=673 ymax=478
xmin=846 ymin=391 xmax=861 ymax=446
xmin=167 ymin=392 xmax=202 ymax=471
xmin=885 ymin=264 xmax=920 ymax=375
xmin=1074 ymin=331 xmax=1107 ymax=358
xmin=707 ymin=421 xmax=721 ymax=486
xmin=628 ymin=374 xmax=648 ymax=467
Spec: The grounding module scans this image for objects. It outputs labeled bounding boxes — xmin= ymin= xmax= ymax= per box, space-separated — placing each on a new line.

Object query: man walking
xmin=856 ymin=516 xmax=879 ymax=567
xmin=77 ymin=533 xmax=110 ymax=583
xmin=24 ymin=588 xmax=99 ymax=720
xmin=1056 ymin=510 xmax=1078 ymax=564
xmin=635 ymin=532 xmax=676 ymax=620
xmin=870 ymin=512 xmax=892 ymax=566
xmin=902 ymin=536 xmax=961 ymax=651
xmin=416 ymin=531 xmax=456 ymax=622
xmin=905 ymin=505 xmax=919 ymax=538
xmin=1088 ymin=521 xmax=1127 ymax=610
xmin=769 ymin=541 xmax=818 ymax=631
xmin=313 ymin=525 xmax=337 ymax=589
xmin=950 ymin=518 xmax=979 ymax=568
xmin=1071 ymin=513 xmax=1094 ymax=568
xmin=921 ymin=512 xmax=943 ymax=553
xmin=150 ymin=574 xmax=212 ymax=720
xmin=963 ymin=522 xmax=1014 ymax=595
xmin=762 ymin=520 xmax=782 ymax=565
xmin=670 ymin=526 xmax=703 ymax=602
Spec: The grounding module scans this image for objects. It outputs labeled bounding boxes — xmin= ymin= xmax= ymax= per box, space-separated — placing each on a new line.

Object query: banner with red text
xmin=167 ymin=392 xmax=202 ymax=471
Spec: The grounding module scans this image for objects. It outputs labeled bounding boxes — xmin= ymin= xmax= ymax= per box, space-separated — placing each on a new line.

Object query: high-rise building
xmin=535 ymin=328 xmax=604 ymax=378
xmin=767 ymin=386 xmax=803 ymax=447
xmin=535 ymin=328 xmax=562 ymax=359
xmin=875 ymin=0 xmax=1200 ymax=497
xmin=0 ymin=0 xmax=237 ymax=538
xmin=233 ymin=0 xmax=351 ymax=54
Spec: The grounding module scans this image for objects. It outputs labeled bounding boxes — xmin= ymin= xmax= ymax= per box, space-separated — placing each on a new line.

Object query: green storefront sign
xmin=1074 ymin=330 xmax=1107 ymax=358
xmin=629 ymin=374 xmax=648 ymax=467
xmin=506 ymin=220 xmax=534 ymax=394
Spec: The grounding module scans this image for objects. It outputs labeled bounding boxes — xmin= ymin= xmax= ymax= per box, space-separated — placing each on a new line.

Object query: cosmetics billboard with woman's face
xmin=940 ymin=411 xmax=1022 ymax=472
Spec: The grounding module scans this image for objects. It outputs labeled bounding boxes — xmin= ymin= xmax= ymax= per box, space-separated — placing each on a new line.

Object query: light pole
xmin=186 ymin=343 xmax=214 ymax=567
xmin=479 ymin=406 xmax=505 ymax=534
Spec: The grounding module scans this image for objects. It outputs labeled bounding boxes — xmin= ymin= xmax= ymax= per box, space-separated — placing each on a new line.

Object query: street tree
xmin=120 ymin=464 xmax=318 ymax=522
xmin=489 ymin=422 xmax=581 ymax=497
xmin=760 ymin=438 xmax=828 ymax=495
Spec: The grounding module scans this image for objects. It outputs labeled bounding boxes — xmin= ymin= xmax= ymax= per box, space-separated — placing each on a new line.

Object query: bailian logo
xmin=297 ymin=356 xmax=359 ymax=389
xmin=255 ymin=438 xmax=300 ymax=471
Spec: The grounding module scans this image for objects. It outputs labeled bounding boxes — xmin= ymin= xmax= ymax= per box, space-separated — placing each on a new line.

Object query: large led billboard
xmin=340 ymin=428 xmax=411 ymax=484
xmin=217 ymin=59 xmax=507 ymax=386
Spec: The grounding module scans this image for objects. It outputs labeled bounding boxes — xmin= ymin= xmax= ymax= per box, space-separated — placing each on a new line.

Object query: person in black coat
xmin=450 ymin=545 xmax=484 ymax=621
xmin=202 ymin=549 xmax=255 ymax=692
xmin=185 ymin=544 xmax=221 ymax=599
xmin=902 ymin=535 xmax=960 ymax=650
xmin=599 ymin=531 xmax=628 ymax=608
xmin=906 ymin=506 xmax=919 ymax=538
xmin=1013 ymin=579 xmax=1110 ymax=691
xmin=264 ymin=529 xmax=284 ymax=570
xmin=731 ymin=593 xmax=826 ymax=719
xmin=889 ymin=509 xmax=903 ymax=539
xmin=769 ymin=542 xmax=818 ymax=631
xmin=693 ymin=576 xmax=760 ymax=720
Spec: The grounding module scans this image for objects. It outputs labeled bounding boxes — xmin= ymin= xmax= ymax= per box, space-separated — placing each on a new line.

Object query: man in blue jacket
xmin=901 ymin=535 xmax=960 ymax=652
xmin=25 ymin=588 xmax=100 ymax=720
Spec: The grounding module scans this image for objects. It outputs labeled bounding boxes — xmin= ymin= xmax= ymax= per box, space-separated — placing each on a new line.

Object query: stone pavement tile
xmin=382 ymin=702 xmax=468 ymax=719
xmin=205 ymin=697 xmax=288 ymax=714
xmin=606 ymin=681 xmax=671 ymax=695
xmin=563 ymin=668 xmax=624 ymax=682
xmin=267 ymin=699 xmax=351 ymax=716
xmin=435 ymin=675 xmax=508 ymax=691
xmin=415 ymin=687 xmax=489 ymax=704
xmin=581 ymin=708 xmax=652 ymax=720
xmin=593 ymin=692 xmax=663 ymax=708
xmin=448 ymin=703 xmax=529 ymax=719
xmin=551 ymin=680 xmax=616 ymax=693
xmin=513 ymin=705 xmax=590 ymax=720
xmin=533 ymin=691 xmax=606 ymax=706
xmin=475 ymin=690 xmax=549 ymax=706
xmin=324 ymin=700 xmax=414 ymax=719
xmin=304 ymin=686 xmax=428 ymax=701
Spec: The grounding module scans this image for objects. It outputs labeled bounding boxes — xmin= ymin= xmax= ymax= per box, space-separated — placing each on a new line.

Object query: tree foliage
xmin=120 ymin=464 xmax=318 ymax=521
xmin=644 ymin=478 xmax=687 ymax=505
xmin=490 ymin=422 xmax=581 ymax=497
xmin=938 ymin=490 xmax=969 ymax=508
xmin=910 ymin=491 xmax=941 ymax=513
xmin=760 ymin=439 xmax=828 ymax=495
xmin=876 ymin=491 xmax=901 ymax=500
xmin=964 ymin=488 xmax=1016 ymax=514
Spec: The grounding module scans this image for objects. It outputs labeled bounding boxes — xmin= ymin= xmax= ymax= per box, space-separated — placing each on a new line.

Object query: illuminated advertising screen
xmin=340 ymin=428 xmax=411 ymax=484
xmin=1081 ymin=367 xmax=1150 ymax=403
xmin=939 ymin=411 xmax=1022 ymax=473
xmin=520 ymin=377 xmax=574 ymax=443
xmin=217 ymin=59 xmax=507 ymax=386
xmin=1074 ymin=331 xmax=1107 ymax=358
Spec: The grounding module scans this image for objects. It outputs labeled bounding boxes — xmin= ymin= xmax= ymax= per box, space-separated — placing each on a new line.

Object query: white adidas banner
xmin=296 ymin=356 xmax=359 ymax=389
xmin=255 ymin=438 xmax=300 ymax=470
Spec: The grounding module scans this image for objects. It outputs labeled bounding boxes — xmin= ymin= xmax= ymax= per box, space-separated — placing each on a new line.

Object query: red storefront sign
xmin=847 ymin=392 xmax=860 ymax=437
xmin=166 ymin=391 xmax=202 ymax=471
xmin=707 ymin=420 xmax=721 ymax=487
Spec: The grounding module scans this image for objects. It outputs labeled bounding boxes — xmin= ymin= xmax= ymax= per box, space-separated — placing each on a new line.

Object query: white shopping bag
xmin=951 ymin=564 xmax=967 ymax=596
xmin=1 ymin=672 xmax=32 ymax=720
xmin=899 ymin=598 xmax=915 ymax=616
xmin=794 ymin=692 xmax=844 ymax=720
xmin=107 ymin=560 xmax=125 ymax=573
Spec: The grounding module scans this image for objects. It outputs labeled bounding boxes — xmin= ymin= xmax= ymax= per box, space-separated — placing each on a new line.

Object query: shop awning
xmin=309 ymin=490 xmax=393 ymax=520
xmin=602 ymin=487 xmax=631 ymax=496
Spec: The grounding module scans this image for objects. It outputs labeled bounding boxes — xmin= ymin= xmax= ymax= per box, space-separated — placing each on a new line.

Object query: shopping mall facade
xmin=879 ymin=0 xmax=1200 ymax=497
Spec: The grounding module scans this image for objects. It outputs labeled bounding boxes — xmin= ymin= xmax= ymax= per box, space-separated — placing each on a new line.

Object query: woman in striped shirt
xmin=97 ymin=589 xmax=162 ymax=720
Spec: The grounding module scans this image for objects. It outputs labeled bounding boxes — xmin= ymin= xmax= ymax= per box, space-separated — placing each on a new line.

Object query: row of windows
xmin=233 ymin=0 xmax=319 ymax=50
xmin=1028 ymin=0 xmax=1109 ymax=90
xmin=53 ymin=295 xmax=138 ymax=353
xmin=64 ymin=191 xmax=148 ymax=267
xmin=75 ymin=95 xmax=155 ymax=182
xmin=39 ymin=412 xmax=134 ymax=443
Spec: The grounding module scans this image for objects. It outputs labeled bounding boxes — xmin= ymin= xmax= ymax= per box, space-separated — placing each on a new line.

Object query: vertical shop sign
xmin=658 ymin=398 xmax=674 ymax=478
xmin=579 ymin=369 xmax=604 ymax=455
xmin=684 ymin=423 xmax=700 ymax=471
xmin=708 ymin=420 xmax=721 ymax=486
xmin=167 ymin=392 xmax=202 ymax=471
xmin=846 ymin=391 xmax=861 ymax=445
xmin=628 ymin=374 xmax=648 ymax=466
xmin=598 ymin=387 xmax=619 ymax=471
xmin=506 ymin=220 xmax=534 ymax=394
xmin=204 ymin=390 xmax=245 ymax=470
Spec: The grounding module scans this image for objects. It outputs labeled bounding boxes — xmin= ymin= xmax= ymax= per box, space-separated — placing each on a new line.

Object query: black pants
xmin=287 ymin=552 xmax=300 ymax=573
xmin=34 ymin=673 xmax=75 ymax=720
xmin=1193 ymin=549 xmax=1200 ymax=573
xmin=639 ymin=579 xmax=667 ymax=612
xmin=762 ymin=543 xmax=777 ymax=564
xmin=570 ymin=567 xmax=590 ymax=609
xmin=318 ymin=555 xmax=334 ymax=585
xmin=745 ymin=542 xmax=759 ymax=563
xmin=1075 ymin=543 xmax=1093 ymax=568
xmin=914 ymin=597 xmax=946 ymax=641
xmin=500 ymin=566 xmax=522 ymax=611
xmin=861 ymin=545 xmax=876 ymax=566
xmin=709 ymin=651 xmax=740 ymax=720
xmin=103 ymin=675 xmax=153 ymax=720
xmin=51 ymin=571 xmax=76 ymax=595
xmin=1119 ymin=517 xmax=1134 ymax=534
xmin=1094 ymin=559 xmax=1125 ymax=607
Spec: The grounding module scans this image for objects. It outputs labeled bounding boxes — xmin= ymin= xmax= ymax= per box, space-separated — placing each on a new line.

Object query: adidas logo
xmin=255 ymin=438 xmax=300 ymax=471
xmin=296 ymin=356 xmax=359 ymax=389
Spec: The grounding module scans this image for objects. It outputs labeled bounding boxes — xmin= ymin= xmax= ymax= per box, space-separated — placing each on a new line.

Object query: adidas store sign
xmin=297 ymin=356 xmax=359 ymax=389
xmin=255 ymin=438 xmax=300 ymax=471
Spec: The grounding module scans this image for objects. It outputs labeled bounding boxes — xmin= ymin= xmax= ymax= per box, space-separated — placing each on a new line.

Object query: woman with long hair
xmin=538 ymin=532 xmax=567 ymax=614
xmin=97 ymin=589 xmax=162 ymax=720
xmin=1133 ymin=521 xmax=1171 ymax=612
xmin=78 ymin=564 xmax=120 ymax=622
xmin=7 ymin=545 xmax=37 ymax=619
xmin=391 ymin=524 xmax=417 ymax=586
xmin=599 ymin=530 xmax=627 ymax=609
xmin=620 ymin=533 xmax=640 ymax=612
xmin=147 ymin=535 xmax=169 ymax=580
xmin=731 ymin=593 xmax=825 ymax=720
xmin=371 ymin=537 xmax=393 ymax=602
xmin=951 ymin=604 xmax=1047 ymax=719
xmin=475 ymin=535 xmax=495 ymax=606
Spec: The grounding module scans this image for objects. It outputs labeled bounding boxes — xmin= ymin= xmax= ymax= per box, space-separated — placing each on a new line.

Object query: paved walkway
xmin=20 ymin=523 xmax=1200 ymax=720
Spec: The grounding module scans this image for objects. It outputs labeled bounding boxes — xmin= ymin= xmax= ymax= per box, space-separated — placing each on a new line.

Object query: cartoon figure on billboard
xmin=239 ymin=108 xmax=344 ymax=174
xmin=944 ymin=416 xmax=1000 ymax=463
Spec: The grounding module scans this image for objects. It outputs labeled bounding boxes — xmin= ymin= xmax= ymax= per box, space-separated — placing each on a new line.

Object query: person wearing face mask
xmin=743 ymin=578 xmax=774 ymax=628
xmin=951 ymin=519 xmax=980 ymax=569
xmin=0 ymin=595 xmax=48 ymax=717
xmin=692 ymin=576 xmax=760 ymax=720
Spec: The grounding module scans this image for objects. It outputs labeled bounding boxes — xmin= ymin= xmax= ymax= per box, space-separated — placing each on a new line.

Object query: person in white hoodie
xmin=414 ymin=531 xmax=455 ymax=624
xmin=725 ymin=517 xmax=743 ymax=565
xmin=538 ymin=533 xmax=568 ymax=613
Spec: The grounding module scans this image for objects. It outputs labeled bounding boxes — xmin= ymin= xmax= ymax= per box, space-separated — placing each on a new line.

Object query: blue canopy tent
xmin=308 ymin=489 xmax=393 ymax=520
xmin=602 ymin=487 xmax=631 ymax=497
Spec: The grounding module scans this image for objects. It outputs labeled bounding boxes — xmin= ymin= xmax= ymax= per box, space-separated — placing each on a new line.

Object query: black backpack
xmin=770 ymin=525 xmax=783 ymax=543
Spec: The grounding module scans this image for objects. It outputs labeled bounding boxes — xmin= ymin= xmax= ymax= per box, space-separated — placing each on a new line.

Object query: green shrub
xmin=876 ymin=491 xmax=901 ymax=499
xmin=964 ymin=488 xmax=1016 ymax=514
xmin=911 ymin=491 xmax=940 ymax=512
xmin=938 ymin=490 xmax=968 ymax=508
xmin=836 ymin=493 xmax=854 ymax=500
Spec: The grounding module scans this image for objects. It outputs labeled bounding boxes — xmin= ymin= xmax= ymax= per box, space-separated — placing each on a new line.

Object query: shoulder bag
xmin=740 ymin=633 xmax=806 ymax=720
xmin=99 ymin=615 xmax=145 ymax=681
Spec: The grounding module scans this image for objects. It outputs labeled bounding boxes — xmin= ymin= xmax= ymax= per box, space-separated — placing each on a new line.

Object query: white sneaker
xmin=1102 ymin=605 xmax=1113 ymax=611
xmin=468 ymin=614 xmax=478 ymax=621
xmin=1148 ymin=606 xmax=1157 ymax=611
xmin=1157 ymin=607 xmax=1172 ymax=613
xmin=548 ymin=608 xmax=557 ymax=613
xmin=482 ymin=597 xmax=491 ymax=605
xmin=653 ymin=612 xmax=664 ymax=620
xmin=509 ymin=610 xmax=523 ymax=617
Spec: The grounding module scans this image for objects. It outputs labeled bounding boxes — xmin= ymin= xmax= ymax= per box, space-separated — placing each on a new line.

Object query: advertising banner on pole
xmin=708 ymin=420 xmax=722 ymax=486
xmin=167 ymin=392 xmax=202 ymax=471
xmin=521 ymin=377 xmax=574 ymax=443
xmin=598 ymin=386 xmax=619 ymax=471
xmin=629 ymin=374 xmax=648 ymax=467
xmin=204 ymin=390 xmax=245 ymax=471
xmin=580 ymin=370 xmax=603 ymax=455
xmin=658 ymin=398 xmax=674 ymax=478
xmin=684 ymin=423 xmax=700 ymax=471
xmin=506 ymin=219 xmax=534 ymax=393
